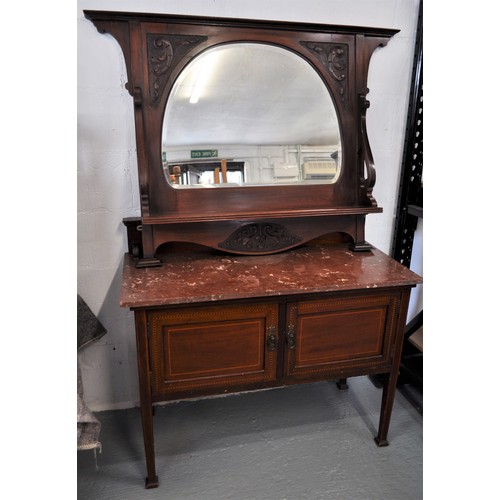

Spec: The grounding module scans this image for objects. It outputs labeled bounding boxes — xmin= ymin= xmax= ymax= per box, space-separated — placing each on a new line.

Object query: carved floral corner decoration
xmin=219 ymin=223 xmax=303 ymax=253
xmin=300 ymin=42 xmax=348 ymax=109
xmin=147 ymin=34 xmax=208 ymax=104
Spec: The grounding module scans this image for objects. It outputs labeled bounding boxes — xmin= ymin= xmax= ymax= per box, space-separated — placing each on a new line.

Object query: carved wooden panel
xmin=301 ymin=42 xmax=349 ymax=109
xmin=218 ymin=223 xmax=303 ymax=253
xmin=147 ymin=34 xmax=207 ymax=104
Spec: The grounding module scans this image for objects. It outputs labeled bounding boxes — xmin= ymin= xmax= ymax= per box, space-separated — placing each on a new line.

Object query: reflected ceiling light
xmin=189 ymin=51 xmax=219 ymax=104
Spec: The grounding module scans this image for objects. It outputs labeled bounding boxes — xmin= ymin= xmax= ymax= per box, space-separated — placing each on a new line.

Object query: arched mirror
xmin=162 ymin=43 xmax=342 ymax=188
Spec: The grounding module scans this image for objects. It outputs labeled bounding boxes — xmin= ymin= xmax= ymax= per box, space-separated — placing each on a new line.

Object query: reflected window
xmin=167 ymin=161 xmax=245 ymax=186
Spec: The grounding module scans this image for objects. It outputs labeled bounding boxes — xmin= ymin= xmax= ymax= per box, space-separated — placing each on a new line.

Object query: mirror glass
xmin=162 ymin=43 xmax=342 ymax=188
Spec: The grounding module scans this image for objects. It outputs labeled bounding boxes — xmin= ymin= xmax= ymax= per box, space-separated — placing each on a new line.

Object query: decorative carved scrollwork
xmin=219 ymin=223 xmax=303 ymax=253
xmin=300 ymin=42 xmax=348 ymax=109
xmin=359 ymin=94 xmax=377 ymax=206
xmin=147 ymin=34 xmax=207 ymax=104
xmin=133 ymin=86 xmax=143 ymax=107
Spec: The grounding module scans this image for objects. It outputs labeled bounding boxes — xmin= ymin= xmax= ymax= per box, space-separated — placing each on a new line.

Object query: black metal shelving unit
xmin=391 ymin=0 xmax=423 ymax=392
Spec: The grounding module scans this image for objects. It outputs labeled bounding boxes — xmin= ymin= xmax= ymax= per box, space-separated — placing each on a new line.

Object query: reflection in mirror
xmin=162 ymin=43 xmax=342 ymax=188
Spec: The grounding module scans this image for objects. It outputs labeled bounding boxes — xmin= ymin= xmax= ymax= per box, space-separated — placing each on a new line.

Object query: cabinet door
xmin=284 ymin=291 xmax=401 ymax=381
xmin=148 ymin=303 xmax=278 ymax=398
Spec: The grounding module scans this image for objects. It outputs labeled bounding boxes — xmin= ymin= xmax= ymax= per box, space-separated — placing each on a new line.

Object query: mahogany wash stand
xmin=121 ymin=241 xmax=420 ymax=488
xmin=84 ymin=10 xmax=422 ymax=489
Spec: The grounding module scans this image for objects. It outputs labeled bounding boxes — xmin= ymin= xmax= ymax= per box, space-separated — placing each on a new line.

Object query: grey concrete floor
xmin=78 ymin=376 xmax=422 ymax=499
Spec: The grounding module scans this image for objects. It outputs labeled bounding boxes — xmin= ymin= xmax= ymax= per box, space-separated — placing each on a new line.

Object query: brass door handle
xmin=267 ymin=325 xmax=277 ymax=352
xmin=286 ymin=324 xmax=296 ymax=349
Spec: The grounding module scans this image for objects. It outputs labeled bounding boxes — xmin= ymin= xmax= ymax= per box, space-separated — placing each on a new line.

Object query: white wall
xmin=77 ymin=0 xmax=421 ymax=411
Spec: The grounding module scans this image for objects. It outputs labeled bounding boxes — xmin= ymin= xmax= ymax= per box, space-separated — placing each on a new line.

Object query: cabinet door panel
xmin=285 ymin=292 xmax=400 ymax=380
xmin=296 ymin=308 xmax=386 ymax=364
xmin=166 ymin=319 xmax=265 ymax=378
xmin=149 ymin=303 xmax=278 ymax=397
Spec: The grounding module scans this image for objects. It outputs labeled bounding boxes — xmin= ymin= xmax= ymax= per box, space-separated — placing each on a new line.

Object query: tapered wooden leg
xmin=374 ymin=288 xmax=411 ymax=447
xmin=135 ymin=311 xmax=159 ymax=488
xmin=336 ymin=378 xmax=349 ymax=390
xmin=375 ymin=373 xmax=395 ymax=446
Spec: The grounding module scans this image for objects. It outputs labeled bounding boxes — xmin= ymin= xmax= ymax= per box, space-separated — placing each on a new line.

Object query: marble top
xmin=120 ymin=243 xmax=422 ymax=308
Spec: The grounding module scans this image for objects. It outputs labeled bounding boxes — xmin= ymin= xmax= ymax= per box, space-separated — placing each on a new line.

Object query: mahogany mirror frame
xmin=84 ymin=10 xmax=399 ymax=266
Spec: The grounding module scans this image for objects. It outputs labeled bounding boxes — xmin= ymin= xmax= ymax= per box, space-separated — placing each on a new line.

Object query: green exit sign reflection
xmin=191 ymin=150 xmax=218 ymax=159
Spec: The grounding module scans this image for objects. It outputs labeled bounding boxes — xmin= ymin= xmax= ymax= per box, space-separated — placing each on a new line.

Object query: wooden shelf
xmin=407 ymin=204 xmax=423 ymax=219
xmin=408 ymin=326 xmax=423 ymax=352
